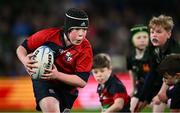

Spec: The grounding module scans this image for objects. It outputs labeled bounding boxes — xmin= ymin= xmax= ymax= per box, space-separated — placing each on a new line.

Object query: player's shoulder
xmin=81 ymin=38 xmax=92 ymax=49
xmin=35 ymin=27 xmax=61 ymax=35
xmin=108 ymin=75 xmax=126 ymax=93
xmin=108 ymin=75 xmax=123 ymax=86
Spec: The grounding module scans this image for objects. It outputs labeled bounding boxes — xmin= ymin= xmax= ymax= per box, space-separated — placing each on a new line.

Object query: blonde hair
xmin=149 ymin=14 xmax=174 ymax=31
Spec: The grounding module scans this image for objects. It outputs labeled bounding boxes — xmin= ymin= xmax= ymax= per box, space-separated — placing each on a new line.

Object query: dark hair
xmin=158 ymin=54 xmax=180 ymax=76
xmin=93 ymin=53 xmax=111 ymax=69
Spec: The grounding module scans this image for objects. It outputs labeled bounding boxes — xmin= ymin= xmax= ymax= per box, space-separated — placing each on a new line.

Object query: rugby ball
xmin=31 ymin=46 xmax=54 ymax=79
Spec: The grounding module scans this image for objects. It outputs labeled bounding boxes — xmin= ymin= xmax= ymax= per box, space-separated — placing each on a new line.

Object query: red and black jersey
xmin=97 ymin=74 xmax=130 ymax=112
xmin=21 ymin=27 xmax=93 ymax=84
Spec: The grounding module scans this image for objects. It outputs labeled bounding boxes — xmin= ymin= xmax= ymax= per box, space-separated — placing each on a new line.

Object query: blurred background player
xmin=16 ymin=8 xmax=93 ymax=113
xmin=92 ymin=53 xmax=130 ymax=113
xmin=158 ymin=54 xmax=180 ymax=113
xmin=135 ymin=15 xmax=180 ymax=112
xmin=157 ymin=53 xmax=180 ymax=113
xmin=126 ymin=25 xmax=151 ymax=112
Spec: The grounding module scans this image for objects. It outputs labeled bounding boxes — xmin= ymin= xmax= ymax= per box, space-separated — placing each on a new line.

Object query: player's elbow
xmin=16 ymin=46 xmax=21 ymax=55
xmin=117 ymin=104 xmax=124 ymax=111
xmin=114 ymin=98 xmax=124 ymax=111
xmin=16 ymin=45 xmax=26 ymax=55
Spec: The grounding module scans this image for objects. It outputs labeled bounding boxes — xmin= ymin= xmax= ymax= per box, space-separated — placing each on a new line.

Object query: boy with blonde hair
xmin=135 ymin=15 xmax=180 ymax=112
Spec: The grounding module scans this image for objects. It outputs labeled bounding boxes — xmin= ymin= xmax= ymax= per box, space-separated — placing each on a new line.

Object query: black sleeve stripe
xmin=21 ymin=39 xmax=31 ymax=53
xmin=75 ymin=72 xmax=90 ymax=82
xmin=43 ymin=42 xmax=64 ymax=58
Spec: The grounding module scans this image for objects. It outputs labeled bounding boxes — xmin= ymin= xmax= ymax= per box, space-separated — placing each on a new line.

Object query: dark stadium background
xmin=0 ymin=0 xmax=179 ymax=112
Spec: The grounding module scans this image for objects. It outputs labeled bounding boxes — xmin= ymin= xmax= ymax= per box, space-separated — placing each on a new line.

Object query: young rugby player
xmin=16 ymin=8 xmax=93 ymax=113
xmin=127 ymin=25 xmax=151 ymax=112
xmin=135 ymin=15 xmax=180 ymax=112
xmin=157 ymin=54 xmax=180 ymax=113
xmin=92 ymin=53 xmax=130 ymax=113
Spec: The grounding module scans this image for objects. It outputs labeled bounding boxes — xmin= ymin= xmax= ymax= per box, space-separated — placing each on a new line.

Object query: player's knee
xmin=39 ymin=97 xmax=60 ymax=112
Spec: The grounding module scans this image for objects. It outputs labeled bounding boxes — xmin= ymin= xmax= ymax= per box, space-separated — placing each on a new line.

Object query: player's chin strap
xmin=64 ymin=33 xmax=72 ymax=46
xmin=63 ymin=26 xmax=71 ymax=44
xmin=65 ymin=33 xmax=71 ymax=42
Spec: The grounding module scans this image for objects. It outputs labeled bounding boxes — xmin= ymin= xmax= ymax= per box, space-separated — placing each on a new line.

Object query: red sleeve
xmin=113 ymin=93 xmax=126 ymax=100
xmin=113 ymin=93 xmax=130 ymax=104
xmin=26 ymin=28 xmax=59 ymax=51
xmin=76 ymin=46 xmax=93 ymax=72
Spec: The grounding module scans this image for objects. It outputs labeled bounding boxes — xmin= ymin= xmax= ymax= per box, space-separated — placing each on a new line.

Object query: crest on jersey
xmin=143 ymin=64 xmax=150 ymax=72
xmin=65 ymin=52 xmax=72 ymax=62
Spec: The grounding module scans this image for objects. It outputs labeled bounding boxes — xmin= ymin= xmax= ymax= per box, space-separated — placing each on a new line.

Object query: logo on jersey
xmin=63 ymin=108 xmax=71 ymax=113
xmin=65 ymin=52 xmax=72 ymax=62
xmin=143 ymin=64 xmax=150 ymax=72
xmin=132 ymin=65 xmax=139 ymax=72
xmin=49 ymin=89 xmax=55 ymax=94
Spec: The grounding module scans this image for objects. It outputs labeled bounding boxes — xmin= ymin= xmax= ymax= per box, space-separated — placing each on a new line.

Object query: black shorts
xmin=167 ymin=84 xmax=180 ymax=109
xmin=144 ymin=83 xmax=162 ymax=103
xmin=32 ymin=79 xmax=78 ymax=112
xmin=134 ymin=81 xmax=144 ymax=98
xmin=134 ymin=81 xmax=161 ymax=102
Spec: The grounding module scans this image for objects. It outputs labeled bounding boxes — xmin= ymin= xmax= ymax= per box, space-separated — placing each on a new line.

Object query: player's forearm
xmin=55 ymin=71 xmax=86 ymax=88
xmin=16 ymin=45 xmax=28 ymax=63
xmin=105 ymin=98 xmax=124 ymax=113
xmin=139 ymin=72 xmax=155 ymax=102
xmin=157 ymin=82 xmax=169 ymax=102
xmin=129 ymin=70 xmax=136 ymax=90
xmin=158 ymin=82 xmax=169 ymax=94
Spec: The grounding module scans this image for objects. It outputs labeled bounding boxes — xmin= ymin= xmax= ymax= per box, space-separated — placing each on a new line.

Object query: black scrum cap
xmin=130 ymin=25 xmax=148 ymax=38
xmin=64 ymin=8 xmax=89 ymax=33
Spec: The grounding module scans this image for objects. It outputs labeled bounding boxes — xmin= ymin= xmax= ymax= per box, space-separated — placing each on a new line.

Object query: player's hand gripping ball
xmin=31 ymin=46 xmax=54 ymax=79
